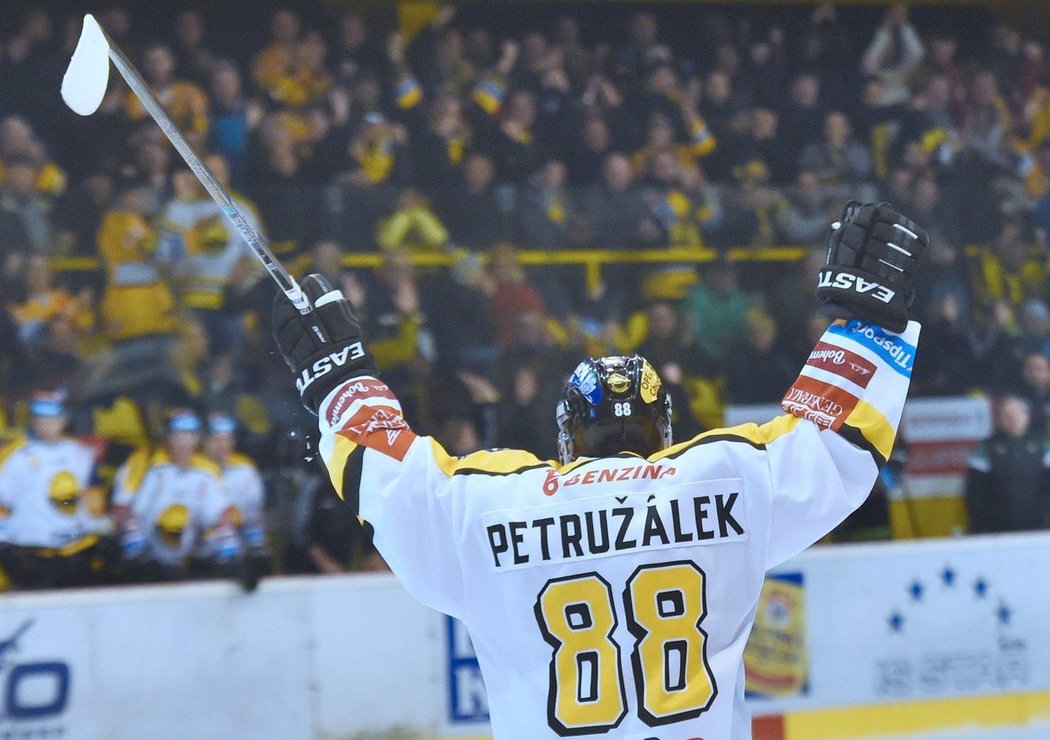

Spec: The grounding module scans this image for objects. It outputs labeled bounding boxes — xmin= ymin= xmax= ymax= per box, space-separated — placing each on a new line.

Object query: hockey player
xmin=162 ymin=155 xmax=264 ymax=351
xmin=273 ymin=202 xmax=926 ymax=738
xmin=204 ymin=412 xmax=269 ymax=583
xmin=115 ymin=409 xmax=241 ymax=580
xmin=0 ymin=391 xmax=112 ymax=589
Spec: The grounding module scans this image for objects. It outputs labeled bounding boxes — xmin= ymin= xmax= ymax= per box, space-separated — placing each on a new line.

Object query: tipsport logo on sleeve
xmin=828 ymin=321 xmax=916 ymax=376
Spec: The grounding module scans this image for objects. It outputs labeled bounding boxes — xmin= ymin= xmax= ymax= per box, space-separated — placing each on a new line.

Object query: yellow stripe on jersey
xmin=148 ymin=450 xmax=220 ymax=475
xmin=226 ymin=452 xmax=258 ymax=469
xmin=422 ymin=414 xmax=803 ymax=482
xmin=182 ymin=291 xmax=224 ymax=310
xmin=429 ymin=439 xmax=548 ymax=479
xmin=329 ymin=434 xmax=359 ymax=500
xmin=652 ymin=415 xmax=801 ymax=462
xmin=189 ymin=453 xmax=222 ymax=477
xmin=842 ymin=400 xmax=895 ymax=461
xmin=36 ymin=534 xmax=100 ymax=558
xmin=557 ymin=455 xmax=610 ymax=476
xmin=120 ymin=447 xmax=153 ymax=495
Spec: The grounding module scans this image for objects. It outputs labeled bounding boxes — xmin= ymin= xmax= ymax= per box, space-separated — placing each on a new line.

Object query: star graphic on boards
xmin=888 ymin=611 xmax=904 ymax=633
xmin=941 ymin=566 xmax=955 ymax=587
xmin=908 ymin=580 xmax=924 ymax=601
xmin=974 ymin=578 xmax=988 ymax=599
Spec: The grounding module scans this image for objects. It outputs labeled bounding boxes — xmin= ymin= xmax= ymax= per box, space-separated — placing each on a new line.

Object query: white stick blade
xmin=61 ymin=14 xmax=110 ymax=116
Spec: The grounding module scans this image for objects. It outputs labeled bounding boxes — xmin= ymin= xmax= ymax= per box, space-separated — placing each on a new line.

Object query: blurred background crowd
xmin=1 ymin=0 xmax=1049 ymax=590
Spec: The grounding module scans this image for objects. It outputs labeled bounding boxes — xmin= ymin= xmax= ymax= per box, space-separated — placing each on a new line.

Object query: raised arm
xmin=271 ymin=274 xmax=539 ymax=616
xmin=768 ymin=201 xmax=927 ymax=565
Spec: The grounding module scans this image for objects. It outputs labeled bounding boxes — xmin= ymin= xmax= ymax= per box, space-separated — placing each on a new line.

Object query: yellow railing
xmin=347 ymin=246 xmax=809 ymax=292
xmin=54 ymin=246 xmax=809 ymax=294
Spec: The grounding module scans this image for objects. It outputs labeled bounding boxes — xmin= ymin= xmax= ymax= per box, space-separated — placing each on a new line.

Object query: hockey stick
xmin=61 ymin=14 xmax=312 ymax=317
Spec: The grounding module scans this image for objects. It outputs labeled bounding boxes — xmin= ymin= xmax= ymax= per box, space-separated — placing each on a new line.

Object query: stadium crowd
xmin=1 ymin=1 xmax=1050 ymax=590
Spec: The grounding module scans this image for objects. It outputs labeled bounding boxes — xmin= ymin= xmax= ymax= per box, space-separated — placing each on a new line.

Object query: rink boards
xmin=745 ymin=532 xmax=1050 ymax=739
xmin=1 ymin=532 xmax=1049 ymax=739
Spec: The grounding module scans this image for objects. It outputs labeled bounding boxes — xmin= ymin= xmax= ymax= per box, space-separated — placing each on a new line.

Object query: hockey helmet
xmin=556 ymin=355 xmax=672 ymax=464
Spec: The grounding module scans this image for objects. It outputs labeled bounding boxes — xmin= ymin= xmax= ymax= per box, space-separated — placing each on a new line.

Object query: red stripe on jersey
xmin=805 ymin=341 xmax=877 ymax=389
xmin=325 ymin=378 xmax=397 ymax=426
xmin=781 ymin=375 xmax=861 ymax=432
xmin=339 ymin=405 xmax=415 ymax=461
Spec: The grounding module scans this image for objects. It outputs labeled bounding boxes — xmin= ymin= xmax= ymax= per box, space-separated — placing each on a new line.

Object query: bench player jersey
xmin=0 ymin=436 xmax=97 ymax=549
xmin=123 ymin=452 xmax=232 ymax=567
xmin=218 ymin=453 xmax=266 ymax=549
xmin=318 ymin=319 xmax=920 ymax=739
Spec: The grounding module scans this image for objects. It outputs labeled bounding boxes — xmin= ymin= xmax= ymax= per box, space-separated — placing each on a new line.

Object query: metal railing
xmin=53 ymin=245 xmax=811 ymax=294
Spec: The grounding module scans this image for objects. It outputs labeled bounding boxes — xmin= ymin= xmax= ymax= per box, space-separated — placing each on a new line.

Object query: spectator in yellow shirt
xmin=265 ymin=32 xmax=332 ymax=109
xmin=970 ymin=219 xmax=1050 ymax=321
xmin=252 ymin=8 xmax=302 ymax=100
xmin=8 ymin=255 xmax=93 ymax=344
xmin=96 ymin=185 xmax=177 ymax=343
xmin=376 ymin=189 xmax=448 ymax=254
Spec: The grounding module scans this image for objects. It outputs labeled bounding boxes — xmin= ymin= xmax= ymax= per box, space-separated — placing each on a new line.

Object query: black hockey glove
xmin=816 ymin=201 xmax=928 ymax=333
xmin=272 ymin=274 xmax=378 ymax=414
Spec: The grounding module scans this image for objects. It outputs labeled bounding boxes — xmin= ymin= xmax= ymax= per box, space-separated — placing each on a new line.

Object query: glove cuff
xmin=296 ymin=342 xmax=378 ymax=415
xmin=816 ymin=266 xmax=909 ymax=333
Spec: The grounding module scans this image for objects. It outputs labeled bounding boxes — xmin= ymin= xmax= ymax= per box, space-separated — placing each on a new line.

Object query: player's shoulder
xmin=428 ymin=439 xmax=550 ymax=479
xmin=651 ymin=415 xmax=801 ymax=462
xmin=0 ymin=435 xmax=28 ymax=466
xmin=56 ymin=436 xmax=95 ymax=456
xmin=225 ymin=452 xmax=259 ymax=471
xmin=116 ymin=445 xmax=155 ymax=486
xmin=189 ymin=453 xmax=223 ymax=478
xmin=146 ymin=448 xmax=173 ymax=469
xmin=49 ymin=437 xmax=98 ymax=470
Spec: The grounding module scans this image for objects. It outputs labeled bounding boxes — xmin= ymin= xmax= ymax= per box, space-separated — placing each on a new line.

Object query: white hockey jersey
xmin=0 ymin=436 xmax=98 ymax=549
xmin=318 ymin=319 xmax=920 ymax=739
xmin=163 ymin=196 xmax=262 ymax=310
xmin=217 ymin=453 xmax=266 ymax=550
xmin=122 ymin=452 xmax=235 ymax=567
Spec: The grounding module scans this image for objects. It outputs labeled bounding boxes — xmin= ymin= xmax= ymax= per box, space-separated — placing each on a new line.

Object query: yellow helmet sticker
xmin=640 ymin=360 xmax=662 ymax=404
xmin=608 ymin=373 xmax=631 ymax=394
xmin=156 ymin=504 xmax=190 ymax=546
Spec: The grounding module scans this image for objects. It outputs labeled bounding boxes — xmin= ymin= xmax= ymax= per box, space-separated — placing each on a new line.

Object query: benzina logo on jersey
xmin=324 ymin=377 xmax=394 ymax=426
xmin=542 ymin=463 xmax=677 ymax=495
